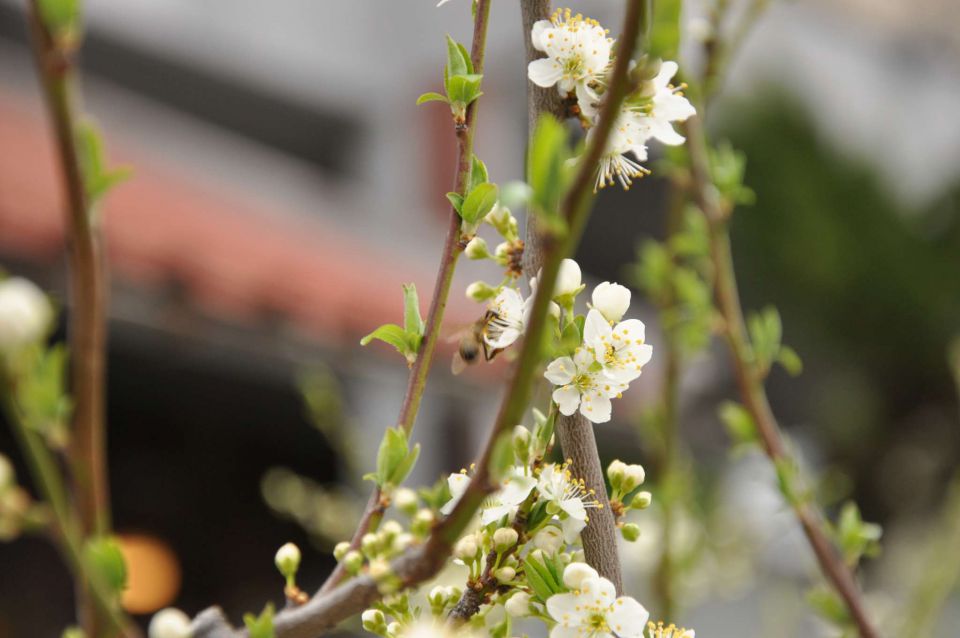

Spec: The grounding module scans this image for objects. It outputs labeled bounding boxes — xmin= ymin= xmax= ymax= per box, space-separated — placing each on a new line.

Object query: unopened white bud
xmin=532 ymin=526 xmax=563 ymax=555
xmin=361 ymin=532 xmax=380 ymax=556
xmin=466 ymin=281 xmax=497 ymax=302
xmin=368 ymin=558 xmax=391 ymax=581
xmin=454 ymin=535 xmax=479 ymax=561
xmin=362 ymin=609 xmax=387 ymax=634
xmin=493 ymin=527 xmax=518 ymax=551
xmin=607 ymin=460 xmax=627 ymax=486
xmin=465 ymin=237 xmax=490 ymax=260
xmin=504 ymin=591 xmax=531 ymax=617
xmin=562 ymin=562 xmax=599 ymax=590
xmin=548 ymin=301 xmax=561 ymax=320
xmin=0 ymin=277 xmax=52 ymax=357
xmin=623 ymin=464 xmax=645 ymax=492
xmin=274 ymin=542 xmax=301 ymax=580
xmin=386 ymin=622 xmax=401 ymax=637
xmin=393 ymin=487 xmax=418 ymax=515
xmin=393 ymin=533 xmax=414 ymax=552
xmin=380 ymin=520 xmax=403 ymax=539
xmin=343 ymin=550 xmax=364 ymax=574
xmin=554 ymin=259 xmax=582 ymax=298
xmin=333 ymin=541 xmax=351 ymax=561
xmin=494 ymin=566 xmax=516 ymax=584
xmin=632 ymin=491 xmax=652 ymax=509
xmin=494 ymin=241 xmax=511 ymax=260
xmin=591 ymin=282 xmax=631 ymax=323
xmin=148 ymin=608 xmax=192 ymax=638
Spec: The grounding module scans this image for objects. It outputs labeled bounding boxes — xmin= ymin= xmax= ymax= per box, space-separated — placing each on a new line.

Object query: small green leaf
xmin=417 ymin=92 xmax=449 ymax=105
xmin=460 ymin=182 xmax=499 ymax=225
xmin=84 ymin=536 xmax=127 ymax=595
xmin=446 ymin=192 xmax=464 ymax=213
xmin=402 ymin=283 xmax=424 ymax=337
xmin=373 ymin=427 xmax=418 ymax=489
xmin=446 ymin=74 xmax=483 ymax=106
xmin=456 ymin=41 xmax=474 ymax=75
xmin=777 ymin=345 xmax=803 ymax=376
xmin=468 ymin=154 xmax=489 ymax=193
xmin=718 ymin=401 xmax=756 ymax=446
xmin=445 ymin=35 xmax=469 ymax=78
xmin=37 ymin=0 xmax=80 ymax=40
xmin=806 ymin=586 xmax=850 ymax=627
xmin=75 ymin=121 xmax=130 ymax=206
xmin=243 ymin=603 xmax=276 ymax=638
xmin=389 ymin=443 xmax=421 ymax=486
xmin=360 ymin=323 xmax=410 ymax=351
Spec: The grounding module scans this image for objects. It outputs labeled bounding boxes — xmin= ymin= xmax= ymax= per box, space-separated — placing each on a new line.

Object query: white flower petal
xmin=546 ymin=592 xmax=587 ymax=625
xmin=528 ymin=58 xmax=564 ymax=88
xmin=553 ymin=385 xmax=581 ymax=416
xmin=531 ymin=20 xmax=552 ymax=51
xmin=608 ymin=596 xmax=649 ymax=638
xmin=581 ymin=392 xmax=612 ymax=424
xmin=545 ymin=356 xmax=577 ymax=386
xmin=584 ymin=308 xmax=613 ymax=345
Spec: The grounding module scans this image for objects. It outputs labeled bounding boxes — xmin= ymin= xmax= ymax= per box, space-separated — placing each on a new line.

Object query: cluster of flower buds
xmin=526 ymin=8 xmax=696 ymax=191
xmin=607 ymin=459 xmax=652 ymax=542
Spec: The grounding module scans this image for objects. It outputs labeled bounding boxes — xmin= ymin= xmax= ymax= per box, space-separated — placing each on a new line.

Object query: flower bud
xmin=494 ymin=241 xmax=511 ymax=262
xmin=466 ymin=281 xmax=497 ymax=302
xmin=504 ymin=591 xmax=531 ymax=617
xmin=494 ymin=566 xmax=516 ymax=584
xmin=512 ymin=425 xmax=531 ymax=464
xmin=454 ymin=535 xmax=479 ymax=561
xmin=148 ymin=608 xmax=192 ymax=638
xmin=562 ymin=562 xmax=599 ymax=590
xmin=393 ymin=532 xmax=414 ymax=552
xmin=380 ymin=520 xmax=403 ymax=540
xmin=333 ymin=541 xmax=351 ymax=561
xmin=0 ymin=277 xmax=53 ymax=358
xmin=393 ymin=488 xmax=418 ymax=515
xmin=343 ymin=550 xmax=364 ymax=575
xmin=411 ymin=509 xmax=434 ymax=536
xmin=554 ymin=259 xmax=582 ymax=299
xmin=493 ymin=527 xmax=518 ymax=551
xmin=622 ymin=464 xmax=645 ymax=492
xmin=532 ymin=526 xmax=563 ymax=555
xmin=386 ymin=622 xmax=401 ymax=637
xmin=274 ymin=542 xmax=301 ymax=582
xmin=368 ymin=558 xmax=391 ymax=581
xmin=631 ymin=491 xmax=652 ymax=510
xmin=428 ymin=585 xmax=448 ymax=608
xmin=592 ymin=282 xmax=631 ymax=323
xmin=465 ymin=237 xmax=490 ymax=260
xmin=548 ymin=301 xmax=561 ymax=320
xmin=361 ymin=609 xmax=387 ymax=635
xmin=621 ymin=523 xmax=641 ymax=542
xmin=607 ymin=459 xmax=627 ymax=488
xmin=0 ymin=454 xmax=14 ymax=493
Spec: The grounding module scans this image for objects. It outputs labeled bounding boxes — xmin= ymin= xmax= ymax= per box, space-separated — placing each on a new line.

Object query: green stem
xmin=318 ymin=0 xmax=493 ymax=595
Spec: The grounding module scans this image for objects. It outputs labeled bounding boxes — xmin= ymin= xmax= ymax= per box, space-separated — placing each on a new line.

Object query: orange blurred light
xmin=116 ymin=533 xmax=182 ymax=614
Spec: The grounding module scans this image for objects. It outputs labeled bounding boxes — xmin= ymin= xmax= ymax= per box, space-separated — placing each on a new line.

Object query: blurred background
xmin=1 ymin=0 xmax=959 ymax=636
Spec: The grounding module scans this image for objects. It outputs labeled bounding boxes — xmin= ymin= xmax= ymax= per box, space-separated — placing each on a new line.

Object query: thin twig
xmin=682 ymin=113 xmax=878 ymax=638
xmin=191 ymin=1 xmax=646 ymax=633
xmin=319 ymin=0 xmax=493 ymax=595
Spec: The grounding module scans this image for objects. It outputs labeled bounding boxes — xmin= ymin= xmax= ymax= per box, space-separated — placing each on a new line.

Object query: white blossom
xmin=528 ymin=9 xmax=612 ymax=112
xmin=484 ymin=288 xmax=526 ymax=350
xmin=537 ymin=463 xmax=600 ymax=542
xmin=480 ymin=468 xmax=536 ymax=525
xmin=555 ymin=259 xmax=583 ymax=299
xmin=0 ymin=277 xmax=52 ymax=357
xmin=440 ymin=471 xmax=471 ymax=516
xmin=148 ymin=608 xmax=192 ymax=638
xmin=591 ymin=109 xmax=651 ymax=191
xmin=591 ymin=282 xmax=631 ymax=323
xmin=546 ymin=565 xmax=649 ymax=638
xmin=634 ymin=61 xmax=696 ymax=147
xmin=583 ymin=309 xmax=653 ymax=384
xmin=544 ymin=347 xmax=626 ymax=424
xmin=646 ymin=621 xmax=696 ymax=638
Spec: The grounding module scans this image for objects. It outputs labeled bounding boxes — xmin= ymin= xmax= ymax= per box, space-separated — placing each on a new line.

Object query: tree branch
xmin=519 ymin=0 xmax=648 ymax=595
xmin=319 ymin=0 xmax=493 ymax=595
xmin=682 ymin=113 xmax=878 ymax=638
xmin=191 ymin=1 xmax=645 ymax=633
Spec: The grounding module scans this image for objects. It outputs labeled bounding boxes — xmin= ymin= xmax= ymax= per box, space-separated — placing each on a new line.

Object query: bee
xmin=450 ymin=311 xmax=507 ymax=375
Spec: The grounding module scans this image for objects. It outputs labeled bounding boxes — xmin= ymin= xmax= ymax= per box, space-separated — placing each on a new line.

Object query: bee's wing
xmin=451 ymin=351 xmax=468 ymax=375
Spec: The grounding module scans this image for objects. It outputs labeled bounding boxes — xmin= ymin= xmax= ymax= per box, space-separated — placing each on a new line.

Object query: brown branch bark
xmin=683 ymin=114 xmax=878 ymax=638
xmin=519 ymin=0 xmax=631 ymax=595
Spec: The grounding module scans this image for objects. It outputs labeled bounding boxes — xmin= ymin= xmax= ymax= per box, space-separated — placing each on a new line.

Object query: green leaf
xmin=446 ymin=74 xmax=483 ymax=106
xmin=777 ymin=345 xmax=804 ymax=376
xmin=84 ymin=536 xmax=127 ymax=595
xmin=446 ymin=192 xmax=464 ymax=213
xmin=468 ymin=154 xmax=489 ymax=193
xmin=243 ymin=603 xmax=276 ymax=638
xmin=417 ymin=92 xmax=449 ymax=105
xmin=747 ymin=306 xmax=783 ymax=375
xmin=37 ymin=0 xmax=80 ymax=39
xmin=445 ymin=35 xmax=470 ymax=78
xmin=718 ymin=401 xmax=757 ymax=446
xmin=460 ymin=182 xmax=499 ymax=225
xmin=648 ymin=0 xmax=681 ymax=60
xmin=372 ymin=427 xmax=419 ymax=488
xmin=389 ymin=442 xmax=421 ymax=486
xmin=402 ymin=283 xmax=424 ymax=337
xmin=527 ymin=115 xmax=573 ymax=232
xmin=456 ymin=41 xmax=474 ymax=75
xmin=523 ymin=555 xmax=560 ymax=602
xmin=360 ymin=323 xmax=410 ymax=351
xmin=836 ymin=502 xmax=882 ymax=566
xmin=75 ymin=121 xmax=130 ymax=206
xmin=806 ymin=585 xmax=850 ymax=627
